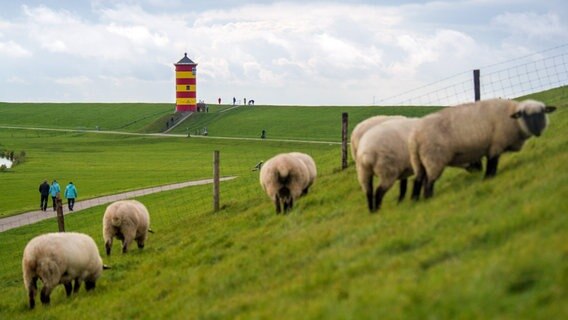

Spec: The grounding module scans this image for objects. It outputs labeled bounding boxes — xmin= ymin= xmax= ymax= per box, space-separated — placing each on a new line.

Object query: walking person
xmin=49 ymin=179 xmax=60 ymax=211
xmin=64 ymin=181 xmax=78 ymax=211
xmin=38 ymin=180 xmax=50 ymax=211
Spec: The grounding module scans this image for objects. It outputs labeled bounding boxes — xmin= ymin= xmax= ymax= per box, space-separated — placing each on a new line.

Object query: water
xmin=0 ymin=157 xmax=12 ymax=168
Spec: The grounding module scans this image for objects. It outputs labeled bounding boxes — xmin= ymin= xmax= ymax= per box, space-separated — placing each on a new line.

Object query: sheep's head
xmin=511 ymin=100 xmax=556 ymax=137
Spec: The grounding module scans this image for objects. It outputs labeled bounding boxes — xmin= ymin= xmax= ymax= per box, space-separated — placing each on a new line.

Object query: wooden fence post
xmin=473 ymin=69 xmax=481 ymax=101
xmin=213 ymin=150 xmax=220 ymax=212
xmin=56 ymin=195 xmax=65 ymax=232
xmin=341 ymin=112 xmax=348 ymax=170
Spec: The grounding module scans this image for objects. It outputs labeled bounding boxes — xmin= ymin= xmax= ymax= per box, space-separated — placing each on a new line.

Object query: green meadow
xmin=0 ymin=87 xmax=566 ymax=319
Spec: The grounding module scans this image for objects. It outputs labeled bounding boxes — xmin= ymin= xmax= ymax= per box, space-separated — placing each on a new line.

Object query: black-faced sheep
xmin=356 ymin=118 xmax=419 ymax=212
xmin=22 ymin=232 xmax=106 ymax=309
xmin=288 ymin=152 xmax=317 ymax=195
xmin=409 ymin=98 xmax=556 ymax=199
xmin=259 ymin=153 xmax=312 ymax=214
xmin=103 ymin=200 xmax=151 ymax=255
xmin=350 ymin=115 xmax=406 ymax=161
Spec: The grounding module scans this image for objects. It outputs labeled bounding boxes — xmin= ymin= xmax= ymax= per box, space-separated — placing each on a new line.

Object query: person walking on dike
xmin=49 ymin=179 xmax=60 ymax=211
xmin=38 ymin=180 xmax=50 ymax=211
xmin=64 ymin=181 xmax=78 ymax=211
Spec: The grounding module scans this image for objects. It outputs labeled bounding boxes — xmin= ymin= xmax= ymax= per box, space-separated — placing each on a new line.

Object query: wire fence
xmin=378 ymin=44 xmax=568 ymax=106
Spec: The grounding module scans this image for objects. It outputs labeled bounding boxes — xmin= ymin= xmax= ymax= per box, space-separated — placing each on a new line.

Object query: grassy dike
xmin=0 ymin=89 xmax=566 ymax=319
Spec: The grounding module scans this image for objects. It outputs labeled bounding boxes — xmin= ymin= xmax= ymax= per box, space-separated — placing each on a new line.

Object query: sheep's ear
xmin=545 ymin=106 xmax=556 ymax=113
xmin=511 ymin=111 xmax=523 ymax=119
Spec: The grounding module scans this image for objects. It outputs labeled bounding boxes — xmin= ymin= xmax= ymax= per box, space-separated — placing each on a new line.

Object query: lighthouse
xmin=174 ymin=53 xmax=197 ymax=112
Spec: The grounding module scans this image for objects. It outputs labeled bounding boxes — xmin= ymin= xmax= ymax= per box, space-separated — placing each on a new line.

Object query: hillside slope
xmin=0 ymin=92 xmax=566 ymax=318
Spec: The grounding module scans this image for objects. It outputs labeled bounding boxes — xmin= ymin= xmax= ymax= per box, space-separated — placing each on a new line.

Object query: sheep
xmin=350 ymin=115 xmax=406 ymax=161
xmin=288 ymin=152 xmax=317 ymax=195
xmin=409 ymin=98 xmax=556 ymax=200
xmin=22 ymin=232 xmax=106 ymax=309
xmin=260 ymin=153 xmax=311 ymax=214
xmin=103 ymin=200 xmax=151 ymax=255
xmin=356 ymin=117 xmax=419 ymax=212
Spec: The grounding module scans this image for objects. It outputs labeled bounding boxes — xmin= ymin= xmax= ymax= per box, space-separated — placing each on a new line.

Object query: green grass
xmin=0 ymin=102 xmax=173 ymax=132
xmin=170 ymin=105 xmax=443 ymax=141
xmin=0 ymin=88 xmax=566 ymax=319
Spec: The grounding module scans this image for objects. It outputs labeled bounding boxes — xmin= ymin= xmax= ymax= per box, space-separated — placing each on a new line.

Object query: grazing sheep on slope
xmin=409 ymin=99 xmax=556 ymax=199
xmin=288 ymin=152 xmax=317 ymax=195
xmin=356 ymin=118 xmax=419 ymax=212
xmin=350 ymin=115 xmax=406 ymax=161
xmin=103 ymin=200 xmax=151 ymax=255
xmin=22 ymin=232 xmax=106 ymax=309
xmin=260 ymin=153 xmax=312 ymax=214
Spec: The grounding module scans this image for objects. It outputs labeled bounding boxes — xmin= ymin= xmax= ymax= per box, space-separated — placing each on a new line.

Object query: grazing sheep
xmin=356 ymin=118 xmax=419 ymax=212
xmin=409 ymin=99 xmax=556 ymax=199
xmin=288 ymin=152 xmax=317 ymax=195
xmin=103 ymin=200 xmax=151 ymax=255
xmin=22 ymin=232 xmax=106 ymax=309
xmin=260 ymin=153 xmax=311 ymax=214
xmin=350 ymin=115 xmax=406 ymax=161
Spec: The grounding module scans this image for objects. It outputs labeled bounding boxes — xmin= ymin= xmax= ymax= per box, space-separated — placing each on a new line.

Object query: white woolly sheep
xmin=288 ymin=152 xmax=317 ymax=195
xmin=103 ymin=200 xmax=151 ymax=255
xmin=409 ymin=98 xmax=556 ymax=199
xmin=356 ymin=118 xmax=419 ymax=212
xmin=22 ymin=232 xmax=106 ymax=309
xmin=350 ymin=115 xmax=406 ymax=161
xmin=260 ymin=153 xmax=311 ymax=214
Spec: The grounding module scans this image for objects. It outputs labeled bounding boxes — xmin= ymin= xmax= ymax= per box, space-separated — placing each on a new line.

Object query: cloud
xmin=54 ymin=75 xmax=92 ymax=86
xmin=492 ymin=11 xmax=565 ymax=38
xmin=0 ymin=1 xmax=565 ymax=104
xmin=0 ymin=40 xmax=32 ymax=57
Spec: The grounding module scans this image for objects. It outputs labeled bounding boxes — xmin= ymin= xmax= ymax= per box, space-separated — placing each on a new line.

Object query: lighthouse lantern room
xmin=174 ymin=53 xmax=197 ymax=112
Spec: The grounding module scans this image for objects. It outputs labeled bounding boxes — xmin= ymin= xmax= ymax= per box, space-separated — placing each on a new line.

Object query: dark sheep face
xmin=511 ymin=101 xmax=556 ymax=137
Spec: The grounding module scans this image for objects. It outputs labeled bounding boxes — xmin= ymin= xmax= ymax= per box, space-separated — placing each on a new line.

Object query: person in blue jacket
xmin=64 ymin=182 xmax=78 ymax=211
xmin=49 ymin=180 xmax=60 ymax=211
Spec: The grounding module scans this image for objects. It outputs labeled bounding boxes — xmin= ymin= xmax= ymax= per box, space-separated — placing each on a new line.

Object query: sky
xmin=0 ymin=0 xmax=567 ymax=105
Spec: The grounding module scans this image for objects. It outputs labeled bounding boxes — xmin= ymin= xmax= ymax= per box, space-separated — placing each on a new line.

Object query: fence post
xmin=341 ymin=112 xmax=348 ymax=170
xmin=56 ymin=195 xmax=65 ymax=232
xmin=473 ymin=69 xmax=481 ymax=101
xmin=213 ymin=150 xmax=220 ymax=212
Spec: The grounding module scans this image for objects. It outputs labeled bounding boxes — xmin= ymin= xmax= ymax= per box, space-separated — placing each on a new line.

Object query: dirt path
xmin=0 ymin=176 xmax=236 ymax=233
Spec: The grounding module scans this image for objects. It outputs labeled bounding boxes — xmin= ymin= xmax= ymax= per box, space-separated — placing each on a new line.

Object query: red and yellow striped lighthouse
xmin=174 ymin=53 xmax=197 ymax=112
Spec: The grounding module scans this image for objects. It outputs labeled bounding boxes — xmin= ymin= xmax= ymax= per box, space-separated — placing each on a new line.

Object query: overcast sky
xmin=0 ymin=0 xmax=566 ymax=105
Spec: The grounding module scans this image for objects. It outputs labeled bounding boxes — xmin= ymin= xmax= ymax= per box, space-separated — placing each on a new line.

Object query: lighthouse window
xmin=186 ymin=85 xmax=190 ymax=90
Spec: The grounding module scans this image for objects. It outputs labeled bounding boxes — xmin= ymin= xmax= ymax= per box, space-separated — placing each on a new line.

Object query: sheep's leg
xmin=85 ymin=280 xmax=96 ymax=291
xmin=398 ymin=179 xmax=407 ymax=203
xmin=424 ymin=177 xmax=436 ymax=199
xmin=122 ymin=230 xmax=136 ymax=253
xmin=28 ymin=276 xmax=38 ymax=309
xmin=105 ymin=238 xmax=113 ymax=256
xmin=411 ymin=177 xmax=423 ymax=201
xmin=283 ymin=198 xmax=293 ymax=214
xmin=40 ymin=286 xmax=52 ymax=305
xmin=485 ymin=155 xmax=500 ymax=178
xmin=373 ymin=186 xmax=388 ymax=213
xmin=364 ymin=177 xmax=374 ymax=212
xmin=64 ymin=282 xmax=72 ymax=296
xmin=274 ymin=195 xmax=282 ymax=214
xmin=136 ymin=235 xmax=145 ymax=249
xmin=73 ymin=279 xmax=81 ymax=293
